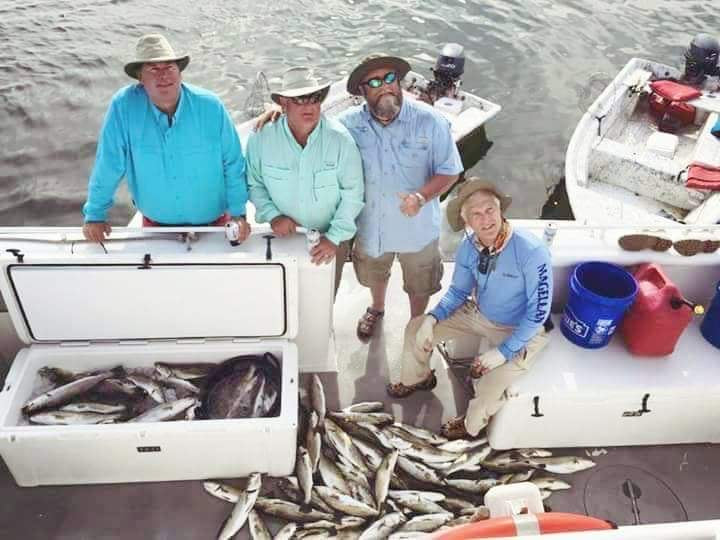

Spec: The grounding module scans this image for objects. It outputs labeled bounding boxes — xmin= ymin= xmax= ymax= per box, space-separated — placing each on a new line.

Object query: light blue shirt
xmin=430 ymin=228 xmax=553 ymax=360
xmin=246 ymin=116 xmax=364 ymax=245
xmin=338 ymin=98 xmax=463 ymax=257
xmin=83 ymin=83 xmax=247 ymax=224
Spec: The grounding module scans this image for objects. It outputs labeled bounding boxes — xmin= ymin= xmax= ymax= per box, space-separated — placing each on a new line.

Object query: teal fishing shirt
xmin=83 ymin=83 xmax=247 ymax=224
xmin=246 ymin=116 xmax=364 ymax=245
xmin=430 ymin=228 xmax=553 ymax=360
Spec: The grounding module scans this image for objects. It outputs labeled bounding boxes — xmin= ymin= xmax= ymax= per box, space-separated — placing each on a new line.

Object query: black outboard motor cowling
xmin=684 ymin=33 xmax=720 ymax=85
xmin=427 ymin=43 xmax=466 ymax=101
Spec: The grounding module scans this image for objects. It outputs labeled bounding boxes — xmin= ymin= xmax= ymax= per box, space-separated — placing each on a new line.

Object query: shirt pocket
xmin=313 ymin=168 xmax=340 ymax=204
xmin=262 ymin=164 xmax=292 ymax=182
xmin=397 ymin=136 xmax=430 ymax=168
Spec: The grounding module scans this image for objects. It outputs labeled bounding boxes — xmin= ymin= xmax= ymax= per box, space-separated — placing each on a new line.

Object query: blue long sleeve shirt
xmin=83 ymin=83 xmax=247 ymax=224
xmin=430 ymin=227 xmax=553 ymax=360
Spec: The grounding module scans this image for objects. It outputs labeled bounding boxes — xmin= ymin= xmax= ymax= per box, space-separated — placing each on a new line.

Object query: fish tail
xmin=110 ymin=365 xmax=127 ymax=378
xmin=299 ymin=502 xmax=314 ymax=514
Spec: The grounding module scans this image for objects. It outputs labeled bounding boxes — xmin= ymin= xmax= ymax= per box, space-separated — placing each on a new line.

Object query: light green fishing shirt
xmin=246 ymin=116 xmax=364 ymax=245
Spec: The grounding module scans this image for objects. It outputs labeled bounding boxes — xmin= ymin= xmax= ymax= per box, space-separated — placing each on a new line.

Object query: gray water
xmin=1 ymin=0 xmax=718 ymax=225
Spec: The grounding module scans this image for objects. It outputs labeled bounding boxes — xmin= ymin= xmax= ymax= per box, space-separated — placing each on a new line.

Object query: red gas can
xmin=620 ymin=263 xmax=693 ymax=356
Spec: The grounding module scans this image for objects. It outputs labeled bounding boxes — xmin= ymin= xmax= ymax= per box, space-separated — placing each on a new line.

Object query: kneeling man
xmin=387 ymin=178 xmax=553 ymax=439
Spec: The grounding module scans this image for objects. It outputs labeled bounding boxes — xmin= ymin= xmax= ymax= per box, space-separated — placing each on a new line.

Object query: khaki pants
xmin=400 ymin=301 xmax=549 ymax=436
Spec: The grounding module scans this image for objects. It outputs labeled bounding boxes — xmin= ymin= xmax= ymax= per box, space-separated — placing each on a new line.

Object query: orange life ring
xmin=431 ymin=512 xmax=614 ymax=539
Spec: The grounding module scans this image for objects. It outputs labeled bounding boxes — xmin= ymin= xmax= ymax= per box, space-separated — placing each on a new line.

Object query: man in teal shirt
xmin=82 ymin=34 xmax=250 ymax=243
xmin=247 ymin=67 xmax=364 ymax=291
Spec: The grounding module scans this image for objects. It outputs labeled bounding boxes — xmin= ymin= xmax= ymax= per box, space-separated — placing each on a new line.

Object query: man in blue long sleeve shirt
xmin=82 ymin=34 xmax=250 ymax=243
xmin=387 ymin=178 xmax=553 ymax=439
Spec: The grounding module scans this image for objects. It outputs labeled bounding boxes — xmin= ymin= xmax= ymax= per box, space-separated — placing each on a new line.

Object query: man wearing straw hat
xmin=254 ymin=54 xmax=463 ymax=334
xmin=82 ymin=34 xmax=250 ymax=243
xmin=247 ymin=67 xmax=364 ymax=291
xmin=387 ymin=178 xmax=553 ymax=440
xmin=340 ymin=54 xmax=463 ymax=343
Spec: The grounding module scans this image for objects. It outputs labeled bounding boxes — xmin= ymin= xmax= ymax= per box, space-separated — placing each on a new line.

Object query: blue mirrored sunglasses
xmin=363 ymin=71 xmax=397 ymax=89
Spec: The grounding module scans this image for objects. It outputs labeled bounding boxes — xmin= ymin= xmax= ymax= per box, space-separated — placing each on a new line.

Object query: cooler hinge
xmin=176 ymin=338 xmax=206 ymax=345
xmin=232 ymin=338 xmax=263 ymax=343
xmin=59 ymin=341 xmax=91 ymax=347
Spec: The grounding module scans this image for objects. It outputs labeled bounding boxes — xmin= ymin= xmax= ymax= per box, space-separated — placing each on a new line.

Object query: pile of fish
xmin=204 ymin=375 xmax=596 ymax=539
xmin=21 ymin=354 xmax=282 ymax=425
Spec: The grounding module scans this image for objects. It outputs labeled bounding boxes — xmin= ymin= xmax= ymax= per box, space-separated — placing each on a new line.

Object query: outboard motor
xmin=683 ymin=33 xmax=720 ymax=85
xmin=426 ymin=43 xmax=465 ymax=101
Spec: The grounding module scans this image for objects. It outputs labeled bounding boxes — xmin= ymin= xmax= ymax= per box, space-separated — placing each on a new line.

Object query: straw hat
xmin=270 ymin=67 xmax=331 ymax=104
xmin=446 ymin=178 xmax=512 ymax=232
xmin=124 ymin=34 xmax=190 ymax=79
xmin=346 ymin=54 xmax=411 ymax=96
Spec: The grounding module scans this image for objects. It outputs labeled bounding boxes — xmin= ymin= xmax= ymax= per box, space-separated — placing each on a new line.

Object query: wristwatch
xmin=414 ymin=192 xmax=427 ymax=207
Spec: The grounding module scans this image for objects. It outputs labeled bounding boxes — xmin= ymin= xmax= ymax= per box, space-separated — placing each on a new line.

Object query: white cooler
xmin=0 ymin=237 xmax=301 ymax=486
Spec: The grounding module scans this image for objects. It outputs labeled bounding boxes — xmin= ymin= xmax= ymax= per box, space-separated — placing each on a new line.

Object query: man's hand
xmin=232 ymin=216 xmax=251 ymax=243
xmin=83 ymin=222 xmax=112 ymax=243
xmin=310 ymin=237 xmax=337 ymax=265
xmin=253 ymin=104 xmax=282 ymax=131
xmin=415 ymin=315 xmax=437 ymax=352
xmin=398 ymin=192 xmax=423 ymax=217
xmin=270 ymin=215 xmax=297 ymax=237
xmin=470 ymin=348 xmax=506 ymax=378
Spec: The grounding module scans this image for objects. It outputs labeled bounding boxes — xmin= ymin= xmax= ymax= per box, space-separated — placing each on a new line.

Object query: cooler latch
xmin=531 ymin=395 xmax=544 ymax=417
xmin=622 ymin=393 xmax=651 ymax=417
xmin=5 ymin=249 xmax=24 ymax=263
xmin=138 ymin=253 xmax=152 ymax=270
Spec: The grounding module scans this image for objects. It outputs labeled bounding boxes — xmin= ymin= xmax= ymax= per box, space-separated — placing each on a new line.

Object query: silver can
xmin=306 ymin=228 xmax=321 ymax=252
xmin=543 ymin=222 xmax=557 ymax=246
xmin=225 ymin=221 xmax=240 ymax=243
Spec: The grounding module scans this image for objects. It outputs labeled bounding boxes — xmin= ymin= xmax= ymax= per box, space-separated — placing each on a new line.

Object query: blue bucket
xmin=561 ymin=262 xmax=638 ymax=349
xmin=701 ymin=281 xmax=720 ymax=349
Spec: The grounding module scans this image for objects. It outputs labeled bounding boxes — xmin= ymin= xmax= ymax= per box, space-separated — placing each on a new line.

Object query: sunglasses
xmin=362 ymin=71 xmax=397 ymax=89
xmin=477 ymin=248 xmax=498 ymax=275
xmin=287 ymin=89 xmax=326 ymax=106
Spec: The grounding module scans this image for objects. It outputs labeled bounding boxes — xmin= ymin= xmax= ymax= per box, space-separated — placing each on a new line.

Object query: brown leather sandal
xmin=440 ymin=415 xmax=470 ymax=440
xmin=386 ymin=370 xmax=437 ymax=398
xmin=357 ymin=307 xmax=384 ymax=343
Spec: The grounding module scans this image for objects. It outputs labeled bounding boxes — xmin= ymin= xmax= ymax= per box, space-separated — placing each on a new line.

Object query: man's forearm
xmin=418 ymin=174 xmax=458 ymax=201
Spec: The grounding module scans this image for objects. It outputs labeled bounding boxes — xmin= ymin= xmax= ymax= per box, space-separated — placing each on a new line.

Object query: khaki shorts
xmin=352 ymin=239 xmax=443 ymax=296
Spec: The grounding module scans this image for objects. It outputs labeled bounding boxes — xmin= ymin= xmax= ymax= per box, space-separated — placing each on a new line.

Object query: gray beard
xmin=371 ymin=94 xmax=401 ymax=121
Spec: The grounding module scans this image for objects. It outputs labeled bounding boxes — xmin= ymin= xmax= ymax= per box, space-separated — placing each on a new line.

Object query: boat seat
xmin=487 ymin=316 xmax=720 ymax=449
xmin=592 ymin=138 xmax=703 ymax=210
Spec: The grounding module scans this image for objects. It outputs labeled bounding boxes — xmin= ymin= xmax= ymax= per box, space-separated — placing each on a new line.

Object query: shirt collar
xmin=472 ymin=220 xmax=513 ymax=254
xmin=148 ymin=83 xmax=185 ymax=126
xmin=281 ymin=115 xmax=324 ymax=150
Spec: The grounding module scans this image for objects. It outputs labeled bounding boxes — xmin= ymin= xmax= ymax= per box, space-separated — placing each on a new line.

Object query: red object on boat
xmin=648 ymin=80 xmax=701 ymax=133
xmin=620 ymin=263 xmax=693 ymax=356
xmin=686 ymin=164 xmax=720 ymax=190
xmin=649 ymin=80 xmax=702 ymax=102
xmin=430 ymin=512 xmax=614 ymax=539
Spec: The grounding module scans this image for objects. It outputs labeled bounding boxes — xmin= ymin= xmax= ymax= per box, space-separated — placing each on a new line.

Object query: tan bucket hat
xmin=446 ymin=177 xmax=512 ymax=232
xmin=124 ymin=34 xmax=190 ymax=79
xmin=270 ymin=67 xmax=331 ymax=104
xmin=346 ymin=54 xmax=411 ymax=96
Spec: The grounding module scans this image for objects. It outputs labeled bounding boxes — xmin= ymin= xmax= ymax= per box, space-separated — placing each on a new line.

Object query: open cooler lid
xmin=0 ymin=254 xmax=299 ymax=344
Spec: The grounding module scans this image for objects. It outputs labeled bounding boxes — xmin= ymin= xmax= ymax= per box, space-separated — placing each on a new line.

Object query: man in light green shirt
xmin=247 ymin=67 xmax=364 ymax=292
